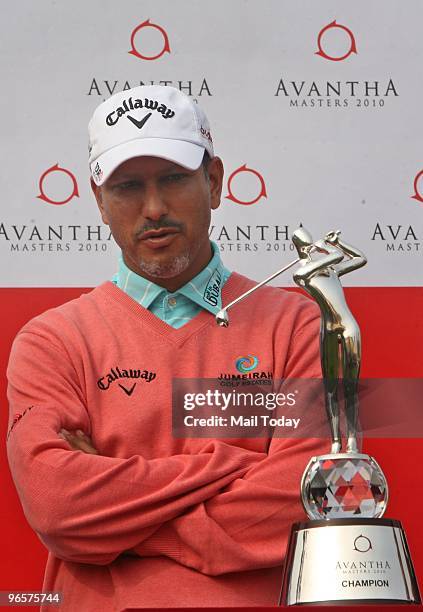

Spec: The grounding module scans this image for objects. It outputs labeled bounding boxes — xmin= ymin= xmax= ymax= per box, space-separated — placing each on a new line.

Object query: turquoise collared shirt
xmin=111 ymin=241 xmax=231 ymax=328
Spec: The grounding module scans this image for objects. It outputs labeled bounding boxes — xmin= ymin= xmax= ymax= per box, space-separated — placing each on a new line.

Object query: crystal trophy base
xmin=280 ymin=454 xmax=420 ymax=605
xmin=280 ymin=518 xmax=421 ymax=605
xmin=301 ymin=453 xmax=389 ymax=520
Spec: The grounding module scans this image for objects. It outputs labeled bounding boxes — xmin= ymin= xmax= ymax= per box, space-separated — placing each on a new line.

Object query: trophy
xmin=216 ymin=227 xmax=421 ymax=606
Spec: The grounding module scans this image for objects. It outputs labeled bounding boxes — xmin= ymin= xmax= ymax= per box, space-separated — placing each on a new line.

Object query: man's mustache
xmin=135 ymin=219 xmax=185 ymax=239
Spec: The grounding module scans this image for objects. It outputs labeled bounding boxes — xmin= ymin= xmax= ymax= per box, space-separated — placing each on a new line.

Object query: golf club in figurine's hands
xmin=216 ymin=227 xmax=420 ymax=605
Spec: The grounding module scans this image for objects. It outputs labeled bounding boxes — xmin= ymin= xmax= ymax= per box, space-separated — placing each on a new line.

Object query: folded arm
xmin=132 ymin=309 xmax=326 ymax=575
xmin=132 ymin=435 xmax=325 ymax=575
xmin=6 ymin=328 xmax=264 ymax=565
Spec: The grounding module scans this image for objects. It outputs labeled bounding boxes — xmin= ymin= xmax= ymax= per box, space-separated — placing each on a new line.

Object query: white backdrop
xmin=2 ymin=0 xmax=422 ymax=287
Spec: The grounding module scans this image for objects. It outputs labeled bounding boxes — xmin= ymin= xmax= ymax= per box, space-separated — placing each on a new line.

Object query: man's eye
xmin=115 ymin=181 xmax=140 ymax=190
xmin=162 ymin=173 xmax=187 ymax=183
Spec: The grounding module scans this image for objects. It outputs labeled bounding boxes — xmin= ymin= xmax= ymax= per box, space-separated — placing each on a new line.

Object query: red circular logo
xmin=225 ymin=165 xmax=267 ymax=206
xmin=37 ymin=164 xmax=79 ymax=206
xmin=411 ymin=170 xmax=423 ymax=203
xmin=315 ymin=20 xmax=357 ymax=62
xmin=128 ymin=19 xmax=170 ymax=61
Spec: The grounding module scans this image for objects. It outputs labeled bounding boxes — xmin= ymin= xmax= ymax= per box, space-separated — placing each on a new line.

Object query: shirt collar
xmin=111 ymin=241 xmax=231 ymax=315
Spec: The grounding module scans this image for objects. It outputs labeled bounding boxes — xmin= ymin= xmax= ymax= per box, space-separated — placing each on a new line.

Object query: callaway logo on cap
xmin=88 ymin=85 xmax=214 ymax=185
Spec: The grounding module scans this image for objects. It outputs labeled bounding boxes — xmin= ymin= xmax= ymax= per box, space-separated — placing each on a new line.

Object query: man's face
xmin=92 ymin=155 xmax=223 ymax=291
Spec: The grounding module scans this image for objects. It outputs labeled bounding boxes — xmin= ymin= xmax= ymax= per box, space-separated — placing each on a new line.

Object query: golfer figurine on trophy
xmin=291 ymin=226 xmax=365 ymax=455
xmin=216 ymin=226 xmax=420 ymax=606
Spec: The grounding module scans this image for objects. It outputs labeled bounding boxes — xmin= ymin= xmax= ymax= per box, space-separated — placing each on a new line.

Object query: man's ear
xmin=207 ymin=156 xmax=224 ymax=211
xmin=90 ymin=179 xmax=109 ymax=225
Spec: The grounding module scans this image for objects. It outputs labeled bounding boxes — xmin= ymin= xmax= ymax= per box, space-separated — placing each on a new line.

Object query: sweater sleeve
xmin=131 ymin=305 xmax=326 ymax=575
xmin=6 ymin=328 xmax=264 ymax=566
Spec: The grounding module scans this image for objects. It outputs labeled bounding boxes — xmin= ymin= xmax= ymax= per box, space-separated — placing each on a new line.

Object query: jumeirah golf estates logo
xmin=236 ymin=355 xmax=259 ymax=373
xmin=218 ymin=355 xmax=272 ymax=383
xmin=218 ymin=354 xmax=273 ymax=386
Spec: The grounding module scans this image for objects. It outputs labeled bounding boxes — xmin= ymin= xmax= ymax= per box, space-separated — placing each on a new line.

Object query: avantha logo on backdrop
xmin=37 ymin=164 xmax=79 ymax=206
xmin=225 ymin=165 xmax=267 ymax=206
xmin=0 ymin=222 xmax=113 ymax=254
xmin=315 ymin=21 xmax=357 ymax=62
xmin=87 ymin=19 xmax=211 ymax=100
xmin=370 ymin=168 xmax=423 ymax=254
xmin=411 ymin=170 xmax=423 ymax=203
xmin=209 ymin=224 xmax=297 ymax=255
xmin=87 ymin=79 xmax=212 ymax=99
xmin=3 ymin=169 xmax=113 ymax=252
xmin=275 ymin=19 xmax=399 ymax=110
xmin=128 ymin=19 xmax=170 ymax=61
xmin=371 ymin=223 xmax=421 ymax=253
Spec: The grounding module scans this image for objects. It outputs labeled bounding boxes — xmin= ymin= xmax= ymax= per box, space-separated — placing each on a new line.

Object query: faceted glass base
xmin=301 ymin=453 xmax=388 ymax=520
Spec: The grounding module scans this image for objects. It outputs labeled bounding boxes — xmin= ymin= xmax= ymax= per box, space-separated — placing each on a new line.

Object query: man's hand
xmin=59 ymin=429 xmax=99 ymax=454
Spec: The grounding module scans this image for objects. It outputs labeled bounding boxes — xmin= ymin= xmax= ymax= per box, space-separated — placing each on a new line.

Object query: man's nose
xmin=141 ymin=184 xmax=168 ymax=220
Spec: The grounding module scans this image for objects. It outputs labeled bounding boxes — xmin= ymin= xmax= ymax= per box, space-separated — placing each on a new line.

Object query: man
xmin=7 ymin=86 xmax=323 ymax=611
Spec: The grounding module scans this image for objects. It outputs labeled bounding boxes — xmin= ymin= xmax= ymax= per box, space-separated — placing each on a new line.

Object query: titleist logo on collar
xmin=106 ymin=97 xmax=175 ymax=126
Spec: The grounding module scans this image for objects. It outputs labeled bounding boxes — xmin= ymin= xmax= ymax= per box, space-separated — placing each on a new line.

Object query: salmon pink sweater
xmin=7 ymin=273 xmax=324 ymax=611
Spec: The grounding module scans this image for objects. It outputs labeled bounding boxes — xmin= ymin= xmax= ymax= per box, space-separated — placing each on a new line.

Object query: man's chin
xmin=137 ymin=254 xmax=191 ymax=279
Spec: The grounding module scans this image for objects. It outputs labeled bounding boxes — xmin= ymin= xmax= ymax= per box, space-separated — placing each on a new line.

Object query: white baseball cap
xmin=88 ymin=85 xmax=214 ymax=186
